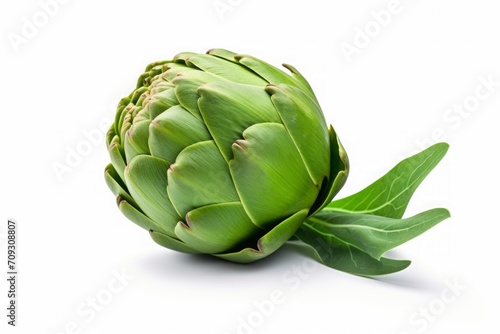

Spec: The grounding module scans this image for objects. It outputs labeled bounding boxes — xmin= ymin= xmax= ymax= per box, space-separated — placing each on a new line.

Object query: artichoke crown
xmin=105 ymin=49 xmax=348 ymax=262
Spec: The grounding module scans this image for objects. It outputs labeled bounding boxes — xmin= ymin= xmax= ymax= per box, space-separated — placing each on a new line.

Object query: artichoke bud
xmin=105 ymin=49 xmax=348 ymax=262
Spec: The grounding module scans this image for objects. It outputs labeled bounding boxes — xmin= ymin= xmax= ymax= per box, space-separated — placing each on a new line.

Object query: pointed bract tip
xmin=116 ymin=195 xmax=125 ymax=207
xmin=206 ymin=48 xmax=218 ymax=55
xmin=233 ymin=139 xmax=246 ymax=150
xmin=181 ymin=216 xmax=192 ymax=230
xmin=282 ymin=63 xmax=297 ymax=74
xmin=264 ymin=83 xmax=280 ymax=95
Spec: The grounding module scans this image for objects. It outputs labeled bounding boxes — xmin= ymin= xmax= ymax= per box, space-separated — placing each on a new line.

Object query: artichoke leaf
xmin=197 ymin=81 xmax=281 ymax=161
xmin=150 ymin=230 xmax=202 ymax=254
xmin=167 ymin=140 xmax=239 ymax=218
xmin=104 ymin=163 xmax=136 ymax=206
xmin=118 ymin=198 xmax=172 ymax=236
xmin=267 ymin=83 xmax=330 ymax=185
xmin=145 ymin=88 xmax=178 ymax=120
xmin=229 ymin=123 xmax=318 ymax=229
xmin=175 ymin=202 xmax=262 ymax=254
xmin=305 ymin=208 xmax=450 ymax=260
xmin=309 ymin=125 xmax=349 ymax=215
xmin=235 ymin=54 xmax=313 ymax=96
xmin=206 ymin=48 xmax=239 ymax=63
xmin=125 ymin=155 xmax=180 ymax=237
xmin=295 ymin=223 xmax=411 ymax=276
xmin=327 ymin=143 xmax=449 ymax=218
xmin=123 ymin=119 xmax=151 ymax=161
xmin=281 ymin=63 xmax=317 ymax=99
xmin=149 ymin=105 xmax=211 ymax=163
xmin=215 ymin=209 xmax=308 ymax=263
xmin=108 ymin=135 xmax=127 ymax=182
xmin=175 ymin=52 xmax=267 ymax=86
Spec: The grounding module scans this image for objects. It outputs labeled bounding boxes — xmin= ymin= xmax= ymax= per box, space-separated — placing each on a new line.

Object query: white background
xmin=1 ymin=0 xmax=499 ymax=333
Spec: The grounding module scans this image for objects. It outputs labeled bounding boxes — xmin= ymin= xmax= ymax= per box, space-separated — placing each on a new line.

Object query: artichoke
xmin=105 ymin=49 xmax=449 ymax=276
xmin=105 ymin=48 xmax=348 ymax=262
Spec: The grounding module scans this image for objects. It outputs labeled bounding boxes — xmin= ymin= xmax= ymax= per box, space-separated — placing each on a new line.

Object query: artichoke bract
xmin=105 ymin=48 xmax=348 ymax=263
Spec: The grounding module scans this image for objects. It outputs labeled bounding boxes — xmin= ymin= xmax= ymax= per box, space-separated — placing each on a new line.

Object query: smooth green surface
xmin=125 ymin=155 xmax=180 ymax=237
xmin=150 ymin=230 xmax=202 ymax=254
xmin=235 ymin=54 xmax=312 ymax=95
xmin=167 ymin=140 xmax=239 ymax=218
xmin=175 ymin=52 xmax=267 ymax=86
xmin=267 ymin=84 xmax=329 ymax=185
xmin=118 ymin=198 xmax=171 ymax=236
xmin=327 ymin=143 xmax=449 ymax=218
xmin=198 ymin=81 xmax=280 ymax=161
xmin=295 ymin=225 xmax=411 ymax=276
xmin=215 ymin=209 xmax=309 ymax=263
xmin=104 ymin=163 xmax=136 ymax=207
xmin=229 ymin=123 xmax=318 ymax=229
xmin=175 ymin=202 xmax=262 ymax=254
xmin=309 ymin=126 xmax=349 ymax=216
xmin=107 ymin=135 xmax=127 ymax=181
xmin=149 ymin=105 xmax=211 ymax=163
xmin=124 ymin=118 xmax=151 ymax=161
xmin=304 ymin=208 xmax=450 ymax=260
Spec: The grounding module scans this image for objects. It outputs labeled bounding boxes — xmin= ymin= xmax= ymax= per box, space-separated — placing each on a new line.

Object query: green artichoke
xmin=105 ymin=48 xmax=348 ymax=262
xmin=105 ymin=49 xmax=449 ymax=276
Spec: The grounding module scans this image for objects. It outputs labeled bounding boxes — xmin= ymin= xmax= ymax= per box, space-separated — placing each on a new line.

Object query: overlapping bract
xmin=105 ymin=49 xmax=348 ymax=262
